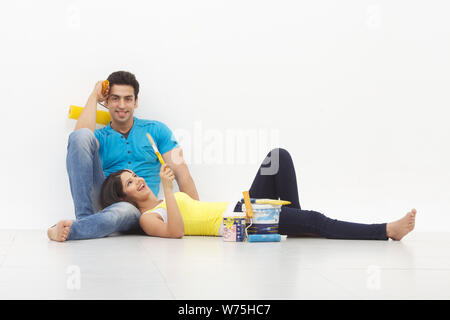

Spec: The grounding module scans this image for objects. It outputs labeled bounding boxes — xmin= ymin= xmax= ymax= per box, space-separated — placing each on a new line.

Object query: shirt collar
xmin=105 ymin=117 xmax=139 ymax=133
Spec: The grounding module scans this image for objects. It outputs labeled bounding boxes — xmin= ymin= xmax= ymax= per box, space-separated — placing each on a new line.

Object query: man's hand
xmin=160 ymin=164 xmax=175 ymax=191
xmin=92 ymin=80 xmax=110 ymax=104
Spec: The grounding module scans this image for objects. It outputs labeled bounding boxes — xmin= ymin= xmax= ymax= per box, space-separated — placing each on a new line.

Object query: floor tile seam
xmin=150 ymin=259 xmax=176 ymax=300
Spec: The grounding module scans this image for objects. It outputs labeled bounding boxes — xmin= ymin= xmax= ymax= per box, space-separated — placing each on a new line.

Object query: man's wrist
xmin=89 ymin=92 xmax=99 ymax=103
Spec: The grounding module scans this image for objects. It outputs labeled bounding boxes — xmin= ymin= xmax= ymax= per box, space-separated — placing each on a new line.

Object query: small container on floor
xmin=222 ymin=212 xmax=246 ymax=242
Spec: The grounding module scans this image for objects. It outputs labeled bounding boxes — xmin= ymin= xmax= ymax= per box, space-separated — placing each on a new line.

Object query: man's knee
xmin=109 ymin=201 xmax=141 ymax=220
xmin=68 ymin=128 xmax=97 ymax=152
xmin=98 ymin=201 xmax=141 ymax=232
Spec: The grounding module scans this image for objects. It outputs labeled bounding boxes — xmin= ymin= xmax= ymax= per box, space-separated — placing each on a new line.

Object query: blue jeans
xmin=66 ymin=128 xmax=142 ymax=240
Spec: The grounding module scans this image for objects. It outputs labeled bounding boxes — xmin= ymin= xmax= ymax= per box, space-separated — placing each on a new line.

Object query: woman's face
xmin=120 ymin=170 xmax=153 ymax=203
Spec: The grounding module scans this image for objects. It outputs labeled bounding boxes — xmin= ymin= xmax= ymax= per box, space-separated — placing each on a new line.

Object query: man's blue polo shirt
xmin=94 ymin=117 xmax=179 ymax=196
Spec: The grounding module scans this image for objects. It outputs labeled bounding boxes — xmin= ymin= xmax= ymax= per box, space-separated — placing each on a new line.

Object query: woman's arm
xmin=139 ymin=212 xmax=183 ymax=239
xmin=140 ymin=164 xmax=184 ymax=238
xmin=163 ymin=188 xmax=185 ymax=238
xmin=163 ymin=147 xmax=199 ymax=200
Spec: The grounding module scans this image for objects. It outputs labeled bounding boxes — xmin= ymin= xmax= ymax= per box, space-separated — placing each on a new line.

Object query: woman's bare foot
xmin=386 ymin=209 xmax=417 ymax=241
xmin=47 ymin=220 xmax=73 ymax=242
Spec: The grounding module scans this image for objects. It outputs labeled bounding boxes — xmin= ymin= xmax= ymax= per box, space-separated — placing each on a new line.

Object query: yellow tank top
xmin=144 ymin=192 xmax=230 ymax=236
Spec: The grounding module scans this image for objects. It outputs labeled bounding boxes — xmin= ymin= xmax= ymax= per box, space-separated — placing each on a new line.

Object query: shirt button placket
xmin=122 ymin=135 xmax=131 ymax=167
xmin=128 ymin=139 xmax=132 ymax=166
xmin=127 ymin=139 xmax=130 ymax=166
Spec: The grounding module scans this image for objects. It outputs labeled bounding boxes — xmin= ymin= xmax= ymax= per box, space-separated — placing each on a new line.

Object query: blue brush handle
xmin=247 ymin=234 xmax=281 ymax=242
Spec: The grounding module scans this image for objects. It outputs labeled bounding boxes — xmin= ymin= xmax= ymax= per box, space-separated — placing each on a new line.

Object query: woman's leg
xmin=278 ymin=207 xmax=389 ymax=240
xmin=234 ymin=148 xmax=301 ymax=211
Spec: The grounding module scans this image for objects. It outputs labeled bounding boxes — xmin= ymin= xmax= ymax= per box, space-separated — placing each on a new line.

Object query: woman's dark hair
xmin=107 ymin=71 xmax=140 ymax=99
xmin=99 ymin=169 xmax=133 ymax=209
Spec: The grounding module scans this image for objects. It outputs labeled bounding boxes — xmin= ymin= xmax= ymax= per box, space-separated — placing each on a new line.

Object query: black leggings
xmin=234 ymin=148 xmax=388 ymax=240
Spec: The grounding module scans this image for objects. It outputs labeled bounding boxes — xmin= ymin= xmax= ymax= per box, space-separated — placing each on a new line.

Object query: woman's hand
xmin=92 ymin=80 xmax=110 ymax=104
xmin=160 ymin=164 xmax=175 ymax=191
xmin=140 ymin=165 xmax=184 ymax=238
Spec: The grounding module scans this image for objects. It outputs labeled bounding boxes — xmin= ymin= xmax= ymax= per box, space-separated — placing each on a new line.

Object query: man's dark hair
xmin=99 ymin=169 xmax=135 ymax=209
xmin=107 ymin=71 xmax=139 ymax=99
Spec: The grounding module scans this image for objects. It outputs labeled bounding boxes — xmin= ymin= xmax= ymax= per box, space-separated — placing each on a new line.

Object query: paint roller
xmin=240 ymin=198 xmax=291 ymax=206
xmin=68 ymin=106 xmax=111 ymax=125
xmin=68 ymin=80 xmax=111 ymax=125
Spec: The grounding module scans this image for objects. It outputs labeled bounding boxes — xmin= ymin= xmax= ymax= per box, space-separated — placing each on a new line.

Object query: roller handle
xmin=240 ymin=198 xmax=291 ymax=206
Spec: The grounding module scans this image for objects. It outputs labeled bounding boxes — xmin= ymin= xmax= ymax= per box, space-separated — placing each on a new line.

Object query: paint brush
xmin=146 ymin=133 xmax=166 ymax=166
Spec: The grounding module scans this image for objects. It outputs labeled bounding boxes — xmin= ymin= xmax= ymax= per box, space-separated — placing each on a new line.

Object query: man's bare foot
xmin=47 ymin=220 xmax=73 ymax=242
xmin=386 ymin=209 xmax=417 ymax=241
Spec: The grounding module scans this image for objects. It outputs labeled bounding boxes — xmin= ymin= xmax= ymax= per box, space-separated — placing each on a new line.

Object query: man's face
xmin=104 ymin=84 xmax=138 ymax=125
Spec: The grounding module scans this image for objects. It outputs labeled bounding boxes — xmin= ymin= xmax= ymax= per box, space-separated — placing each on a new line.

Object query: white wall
xmin=1 ymin=0 xmax=449 ymax=231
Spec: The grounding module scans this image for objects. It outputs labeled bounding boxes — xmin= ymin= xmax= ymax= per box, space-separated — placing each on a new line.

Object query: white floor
xmin=0 ymin=230 xmax=449 ymax=300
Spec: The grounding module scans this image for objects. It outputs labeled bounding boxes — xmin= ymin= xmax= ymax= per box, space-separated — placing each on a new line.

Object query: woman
xmin=49 ymin=148 xmax=416 ymax=241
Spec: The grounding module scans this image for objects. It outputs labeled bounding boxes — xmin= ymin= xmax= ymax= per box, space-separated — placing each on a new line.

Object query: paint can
xmin=242 ymin=203 xmax=281 ymax=234
xmin=222 ymin=212 xmax=247 ymax=242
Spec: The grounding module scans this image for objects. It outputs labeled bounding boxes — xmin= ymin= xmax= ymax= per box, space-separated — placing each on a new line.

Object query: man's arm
xmin=74 ymin=91 xmax=97 ymax=133
xmin=162 ymin=147 xmax=199 ymax=201
xmin=75 ymin=81 xmax=109 ymax=148
xmin=75 ymin=81 xmax=109 ymax=134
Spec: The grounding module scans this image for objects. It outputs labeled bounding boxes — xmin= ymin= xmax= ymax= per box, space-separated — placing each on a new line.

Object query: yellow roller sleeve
xmin=68 ymin=105 xmax=111 ymax=125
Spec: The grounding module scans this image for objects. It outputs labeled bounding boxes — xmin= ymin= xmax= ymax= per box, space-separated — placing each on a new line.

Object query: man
xmin=47 ymin=71 xmax=198 ymax=241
